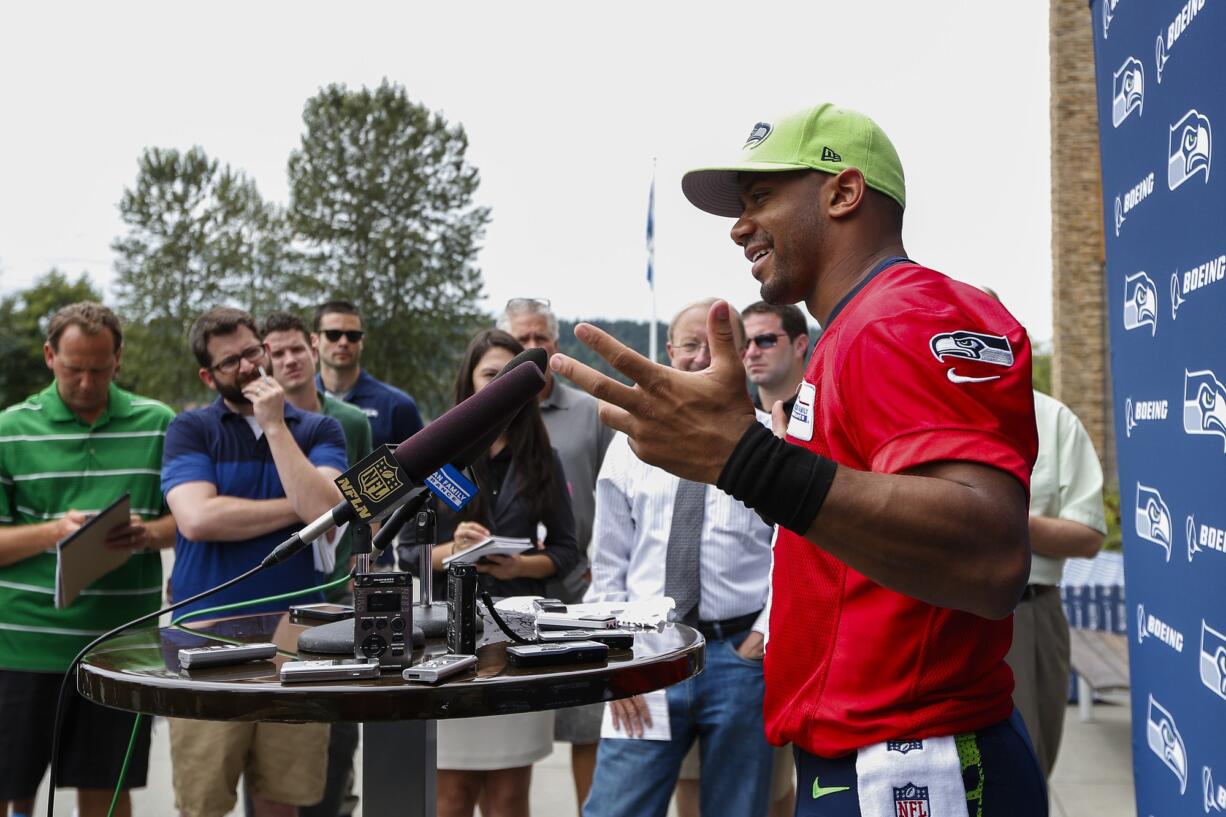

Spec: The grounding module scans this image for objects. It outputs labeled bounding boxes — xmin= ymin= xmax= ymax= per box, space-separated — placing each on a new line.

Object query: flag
xmin=645 ymin=175 xmax=655 ymax=288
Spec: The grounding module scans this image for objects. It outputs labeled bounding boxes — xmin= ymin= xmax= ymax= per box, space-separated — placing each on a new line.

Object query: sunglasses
xmin=321 ymin=329 xmax=365 ymax=343
xmin=505 ymin=297 xmax=551 ymax=310
xmin=745 ymin=332 xmax=787 ymax=350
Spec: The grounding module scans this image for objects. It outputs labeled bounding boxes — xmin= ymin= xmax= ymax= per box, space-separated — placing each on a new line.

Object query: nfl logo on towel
xmin=893 ymin=783 xmax=931 ymax=817
xmin=887 ymin=740 xmax=923 ymax=755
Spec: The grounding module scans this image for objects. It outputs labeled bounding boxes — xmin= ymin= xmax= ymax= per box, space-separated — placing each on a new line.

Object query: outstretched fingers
xmin=573 ymin=323 xmax=663 ymax=387
xmin=549 ymin=351 xmax=642 ymax=415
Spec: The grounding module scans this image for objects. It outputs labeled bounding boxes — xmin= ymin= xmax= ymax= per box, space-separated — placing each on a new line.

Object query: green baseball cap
xmin=681 ymin=104 xmax=906 ymax=217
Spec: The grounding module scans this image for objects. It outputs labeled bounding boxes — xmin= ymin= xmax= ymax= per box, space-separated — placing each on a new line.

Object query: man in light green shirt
xmin=260 ymin=312 xmax=373 ymax=591
xmin=1006 ymin=390 xmax=1107 ymax=776
xmin=260 ymin=310 xmax=373 ymax=817
xmin=0 ymin=302 xmax=176 ymax=817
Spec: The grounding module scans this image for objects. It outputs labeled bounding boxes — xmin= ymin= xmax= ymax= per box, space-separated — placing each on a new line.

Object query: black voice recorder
xmin=447 ymin=562 xmax=479 ymax=655
xmin=353 ymin=571 xmax=413 ymax=669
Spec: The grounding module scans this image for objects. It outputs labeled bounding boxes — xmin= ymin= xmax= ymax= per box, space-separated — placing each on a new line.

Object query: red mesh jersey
xmin=766 ymin=262 xmax=1038 ymax=757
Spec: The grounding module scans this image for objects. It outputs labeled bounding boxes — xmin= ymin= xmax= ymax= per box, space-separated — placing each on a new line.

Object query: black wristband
xmin=716 ymin=422 xmax=838 ymax=534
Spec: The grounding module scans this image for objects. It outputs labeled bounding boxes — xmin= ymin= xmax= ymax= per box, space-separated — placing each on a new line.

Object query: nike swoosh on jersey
xmin=947 ymin=368 xmax=1001 ymax=384
xmin=812 ymin=776 xmax=851 ymax=799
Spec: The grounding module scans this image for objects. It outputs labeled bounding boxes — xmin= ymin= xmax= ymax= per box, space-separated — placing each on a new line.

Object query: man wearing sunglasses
xmin=740 ymin=302 xmax=810 ymax=420
xmin=313 ymin=300 xmax=424 ymax=452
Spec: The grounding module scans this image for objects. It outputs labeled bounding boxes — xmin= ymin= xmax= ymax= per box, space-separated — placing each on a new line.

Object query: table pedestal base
xmin=363 ymin=721 xmax=436 ymax=817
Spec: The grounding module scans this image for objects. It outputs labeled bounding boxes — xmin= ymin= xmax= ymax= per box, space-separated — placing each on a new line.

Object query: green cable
xmin=108 ymin=570 xmax=354 ymax=812
xmin=171 ymin=572 xmax=351 ymax=626
xmin=106 ymin=713 xmax=142 ymax=817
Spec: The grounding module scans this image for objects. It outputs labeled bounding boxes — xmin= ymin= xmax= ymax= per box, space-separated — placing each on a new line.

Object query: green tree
xmin=0 ymin=269 xmax=102 ymax=407
xmin=288 ymin=80 xmax=491 ymax=417
xmin=1033 ymin=352 xmax=1052 ymax=395
xmin=112 ymin=146 xmax=301 ymax=406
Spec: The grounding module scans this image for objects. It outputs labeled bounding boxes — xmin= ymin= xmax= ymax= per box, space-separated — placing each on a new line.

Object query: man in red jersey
xmin=552 ymin=105 xmax=1047 ymax=816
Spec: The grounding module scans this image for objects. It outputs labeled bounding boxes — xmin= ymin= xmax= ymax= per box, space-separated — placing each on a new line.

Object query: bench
xmin=1069 ymin=628 xmax=1130 ymax=721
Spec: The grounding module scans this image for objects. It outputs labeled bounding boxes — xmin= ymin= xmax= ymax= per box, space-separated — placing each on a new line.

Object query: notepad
xmin=600 ymin=689 xmax=671 ymax=741
xmin=54 ymin=493 xmax=132 ymax=609
xmin=442 ymin=535 xmax=533 ymax=565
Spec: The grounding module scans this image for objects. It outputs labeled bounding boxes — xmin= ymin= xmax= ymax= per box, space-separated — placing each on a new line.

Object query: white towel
xmin=855 ymin=735 xmax=970 ymax=817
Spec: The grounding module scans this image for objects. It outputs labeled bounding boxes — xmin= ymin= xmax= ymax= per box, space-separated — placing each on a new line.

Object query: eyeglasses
xmin=321 ymin=329 xmax=365 ymax=343
xmin=505 ymin=297 xmax=551 ymax=310
xmin=211 ymin=345 xmax=266 ymax=375
xmin=674 ymin=340 xmax=710 ymax=356
xmin=745 ymin=332 xmax=788 ymax=350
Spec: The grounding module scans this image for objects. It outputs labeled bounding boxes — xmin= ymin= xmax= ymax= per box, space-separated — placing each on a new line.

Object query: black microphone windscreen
xmin=452 ymin=348 xmax=548 ymax=468
xmin=393 ymin=363 xmax=546 ymax=481
xmin=521 ymin=347 xmax=548 ymax=375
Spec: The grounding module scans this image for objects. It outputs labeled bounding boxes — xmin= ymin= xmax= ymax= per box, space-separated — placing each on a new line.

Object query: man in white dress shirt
xmin=582 ymin=300 xmax=776 ymax=817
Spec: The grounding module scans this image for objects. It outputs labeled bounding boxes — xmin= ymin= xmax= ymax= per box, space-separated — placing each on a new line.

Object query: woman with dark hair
xmin=434 ymin=329 xmax=579 ymax=817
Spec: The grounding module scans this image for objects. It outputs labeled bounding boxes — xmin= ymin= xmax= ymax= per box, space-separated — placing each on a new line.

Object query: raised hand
xmin=549 ymin=301 xmax=756 ymax=484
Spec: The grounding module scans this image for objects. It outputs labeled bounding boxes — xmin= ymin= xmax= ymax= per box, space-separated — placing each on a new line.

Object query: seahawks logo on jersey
xmin=929 ymin=330 xmax=1015 ymax=367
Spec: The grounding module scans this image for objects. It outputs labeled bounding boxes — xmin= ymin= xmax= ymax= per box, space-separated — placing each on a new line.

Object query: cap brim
xmin=681 ymin=161 xmax=810 ymax=217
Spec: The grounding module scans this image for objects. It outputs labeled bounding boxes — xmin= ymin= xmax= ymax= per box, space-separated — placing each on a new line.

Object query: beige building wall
xmin=1050 ymin=0 xmax=1114 ymax=475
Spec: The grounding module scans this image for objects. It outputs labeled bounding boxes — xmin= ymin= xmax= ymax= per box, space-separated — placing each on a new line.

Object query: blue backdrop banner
xmin=1090 ymin=0 xmax=1226 ymax=812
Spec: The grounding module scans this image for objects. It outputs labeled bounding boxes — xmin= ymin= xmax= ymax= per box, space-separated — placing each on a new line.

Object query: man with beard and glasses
xmin=161 ymin=307 xmax=348 ymax=817
xmin=553 ymin=105 xmax=1046 ymax=816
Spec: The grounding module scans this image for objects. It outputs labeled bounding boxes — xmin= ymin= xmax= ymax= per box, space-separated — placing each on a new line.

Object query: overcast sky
xmin=0 ymin=1 xmax=1054 ymax=340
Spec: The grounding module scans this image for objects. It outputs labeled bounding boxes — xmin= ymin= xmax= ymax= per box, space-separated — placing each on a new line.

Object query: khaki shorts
xmin=169 ymin=719 xmax=329 ymax=817
xmin=679 ymin=741 xmax=795 ymax=801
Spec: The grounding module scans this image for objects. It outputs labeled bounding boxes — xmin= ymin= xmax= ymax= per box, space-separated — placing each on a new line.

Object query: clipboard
xmin=54 ymin=493 xmax=133 ymax=609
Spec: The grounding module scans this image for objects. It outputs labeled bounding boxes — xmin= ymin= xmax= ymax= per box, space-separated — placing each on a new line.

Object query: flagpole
xmin=647 ymin=159 xmax=658 ymax=364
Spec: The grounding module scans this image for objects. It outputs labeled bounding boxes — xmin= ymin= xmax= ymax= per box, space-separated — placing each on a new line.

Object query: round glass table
xmin=77 ymin=612 xmax=704 ymax=817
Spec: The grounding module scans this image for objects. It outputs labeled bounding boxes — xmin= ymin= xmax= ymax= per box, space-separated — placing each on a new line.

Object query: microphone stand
xmin=412 ymin=494 xmax=451 ymax=637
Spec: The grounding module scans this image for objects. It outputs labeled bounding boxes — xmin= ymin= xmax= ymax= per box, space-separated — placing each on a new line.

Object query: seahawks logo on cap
xmin=821 ymin=146 xmax=842 ymax=163
xmin=744 ymin=122 xmax=772 ymax=149
xmin=929 ymin=330 xmax=1015 ymax=367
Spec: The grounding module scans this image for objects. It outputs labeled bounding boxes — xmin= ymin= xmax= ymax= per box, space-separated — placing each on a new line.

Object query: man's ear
xmin=827 ymin=168 xmax=867 ymax=220
xmin=792 ymin=333 xmax=809 ymax=359
xmin=198 ymin=367 xmax=216 ymax=391
xmin=43 ymin=342 xmax=55 ymax=372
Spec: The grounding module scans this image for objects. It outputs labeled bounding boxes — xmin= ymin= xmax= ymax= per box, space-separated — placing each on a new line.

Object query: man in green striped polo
xmin=0 ymin=302 xmax=176 ymax=817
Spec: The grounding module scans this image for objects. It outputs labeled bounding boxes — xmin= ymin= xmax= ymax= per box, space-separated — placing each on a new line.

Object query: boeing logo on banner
xmin=1115 ymin=171 xmax=1155 ymax=236
xmin=1136 ymin=482 xmax=1174 ymax=561
xmin=1112 ymin=57 xmax=1145 ymax=127
xmin=1168 ymin=109 xmax=1213 ymax=191
xmin=1125 ymin=396 xmax=1168 ymax=437
xmin=1124 ymin=271 xmax=1159 ymax=335
xmin=1136 ymin=603 xmax=1185 ymax=651
xmin=1187 ymin=513 xmax=1226 ymax=562
xmin=1183 ymin=369 xmax=1226 ymax=451
xmin=1155 ymin=0 xmax=1207 ymax=84
xmin=1147 ymin=694 xmax=1189 ymax=794
xmin=1170 ymin=253 xmax=1226 ymax=320
xmin=1200 ymin=620 xmax=1226 ymax=701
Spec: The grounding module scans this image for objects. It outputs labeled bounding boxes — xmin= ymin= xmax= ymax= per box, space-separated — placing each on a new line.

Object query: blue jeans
xmin=583 ymin=630 xmax=774 ymax=817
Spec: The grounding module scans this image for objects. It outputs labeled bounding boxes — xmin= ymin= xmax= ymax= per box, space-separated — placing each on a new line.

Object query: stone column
xmin=1050 ymin=0 xmax=1114 ymax=474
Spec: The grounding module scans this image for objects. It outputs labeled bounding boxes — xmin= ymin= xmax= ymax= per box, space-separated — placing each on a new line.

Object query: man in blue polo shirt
xmin=162 ymin=306 xmax=348 ymax=817
xmin=313 ymin=300 xmax=424 ymax=449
